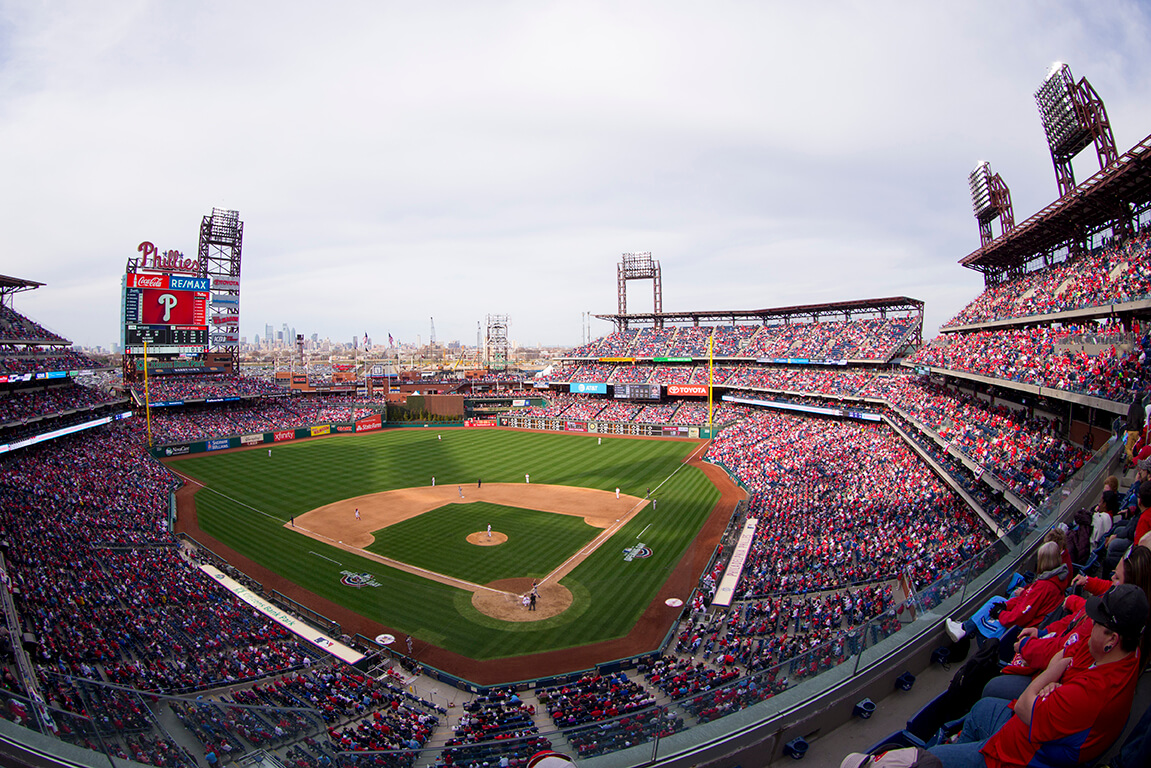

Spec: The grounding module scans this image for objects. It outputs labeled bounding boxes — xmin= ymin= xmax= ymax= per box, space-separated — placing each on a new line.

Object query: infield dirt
xmin=288 ymin=483 xmax=645 ymax=621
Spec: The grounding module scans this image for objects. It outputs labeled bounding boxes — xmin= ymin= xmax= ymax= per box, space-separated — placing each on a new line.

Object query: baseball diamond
xmin=170 ymin=426 xmax=740 ymax=683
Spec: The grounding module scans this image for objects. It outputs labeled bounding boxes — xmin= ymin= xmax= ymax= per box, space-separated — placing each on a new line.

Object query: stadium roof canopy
xmin=594 ymin=295 xmax=924 ymax=327
xmin=960 ymin=131 xmax=1151 ymax=276
xmin=0 ymin=274 xmax=45 ymax=303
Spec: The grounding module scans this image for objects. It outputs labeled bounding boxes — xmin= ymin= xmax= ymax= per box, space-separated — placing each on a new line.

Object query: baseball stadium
xmin=4 ymin=63 xmax=1151 ymax=768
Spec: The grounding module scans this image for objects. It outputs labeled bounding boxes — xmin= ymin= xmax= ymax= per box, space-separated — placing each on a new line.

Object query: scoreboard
xmin=125 ymin=325 xmax=208 ymax=347
xmin=613 ymin=383 xmax=660 ymax=400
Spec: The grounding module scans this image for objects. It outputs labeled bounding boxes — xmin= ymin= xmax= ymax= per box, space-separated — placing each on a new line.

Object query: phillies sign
xmin=138 ymin=241 xmax=203 ymax=275
xmin=668 ymin=384 xmax=709 ymax=397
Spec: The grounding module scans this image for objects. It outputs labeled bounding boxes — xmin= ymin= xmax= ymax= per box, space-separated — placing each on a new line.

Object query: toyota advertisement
xmin=667 ymin=384 xmax=709 ymax=397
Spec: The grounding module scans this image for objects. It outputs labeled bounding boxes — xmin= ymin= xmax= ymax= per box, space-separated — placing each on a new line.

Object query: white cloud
xmin=3 ymin=0 xmax=1150 ymax=348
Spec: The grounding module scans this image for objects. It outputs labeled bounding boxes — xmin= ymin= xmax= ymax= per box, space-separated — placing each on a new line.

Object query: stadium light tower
xmin=968 ymin=161 xmax=1015 ymax=248
xmin=199 ymin=208 xmax=243 ymax=372
xmin=617 ymin=252 xmax=663 ymax=331
xmin=1034 ymin=62 xmax=1119 ymax=198
xmin=486 ymin=313 xmax=509 ymax=371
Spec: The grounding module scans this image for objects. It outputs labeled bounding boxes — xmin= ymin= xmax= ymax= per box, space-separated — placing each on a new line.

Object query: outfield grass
xmin=175 ymin=428 xmax=719 ymax=660
xmin=365 ymin=501 xmax=601 ymax=584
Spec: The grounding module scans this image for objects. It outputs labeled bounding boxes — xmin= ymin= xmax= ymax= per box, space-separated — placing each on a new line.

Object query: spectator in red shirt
xmin=929 ymin=583 xmax=1148 ymax=768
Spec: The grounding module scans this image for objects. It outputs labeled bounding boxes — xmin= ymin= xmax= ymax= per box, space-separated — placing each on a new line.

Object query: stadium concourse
xmin=0 ymin=241 xmax=1148 ymax=768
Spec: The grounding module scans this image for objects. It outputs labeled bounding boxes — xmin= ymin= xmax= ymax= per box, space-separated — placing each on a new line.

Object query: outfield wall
xmin=150 ymin=413 xmax=386 ymax=457
xmin=498 ymin=414 xmax=721 ymax=438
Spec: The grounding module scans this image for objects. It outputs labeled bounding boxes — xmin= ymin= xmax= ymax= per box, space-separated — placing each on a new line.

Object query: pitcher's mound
xmin=467 ymin=531 xmax=508 ymax=545
xmin=472 ymin=578 xmax=573 ymax=622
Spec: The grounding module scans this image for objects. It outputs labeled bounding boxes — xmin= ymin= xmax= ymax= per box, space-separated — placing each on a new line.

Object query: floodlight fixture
xmin=969 ymin=162 xmax=993 ymax=217
xmin=1036 ymin=63 xmax=1091 ymax=157
xmin=968 ymin=161 xmax=1015 ymax=247
xmin=616 ymin=252 xmax=663 ymax=330
xmin=1034 ymin=62 xmax=1119 ymax=197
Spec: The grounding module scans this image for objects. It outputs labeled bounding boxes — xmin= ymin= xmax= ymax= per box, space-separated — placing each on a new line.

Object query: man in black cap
xmin=929 ymin=583 xmax=1148 ymax=768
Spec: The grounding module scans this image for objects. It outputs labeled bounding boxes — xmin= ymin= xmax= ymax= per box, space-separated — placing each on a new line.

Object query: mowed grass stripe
xmin=175 ymin=429 xmax=720 ymax=659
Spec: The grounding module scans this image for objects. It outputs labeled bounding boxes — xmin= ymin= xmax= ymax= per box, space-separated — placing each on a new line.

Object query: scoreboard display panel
xmin=124 ymin=288 xmax=207 ymax=326
xmin=613 ymin=383 xmax=660 ymax=400
xmin=125 ymin=325 xmax=208 ymax=347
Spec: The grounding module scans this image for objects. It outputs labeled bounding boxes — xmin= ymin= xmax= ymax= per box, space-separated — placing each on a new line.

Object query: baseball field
xmin=168 ymin=427 xmax=733 ymax=676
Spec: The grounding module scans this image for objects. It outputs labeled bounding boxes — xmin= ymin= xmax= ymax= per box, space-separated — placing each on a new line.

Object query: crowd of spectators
xmin=908 ymin=322 xmax=1151 ymax=402
xmin=0 ymin=347 xmax=102 ymax=375
xmin=566 ymin=318 xmax=915 ymax=362
xmin=876 ymin=376 xmax=1089 ymax=505
xmin=944 ymin=232 xmax=1151 ymax=326
xmin=149 ymin=399 xmax=376 ymax=444
xmin=537 ymin=672 xmax=680 ymax=757
xmin=0 ymin=303 xmax=1110 ymax=765
xmin=441 ymin=688 xmax=549 ymax=768
xmin=506 ymin=395 xmax=748 ymax=427
xmin=130 ymin=373 xmax=288 ymax=402
xmin=707 ymin=413 xmax=992 ymax=595
xmin=0 ymin=382 xmax=125 ymax=426
xmin=0 ymin=305 xmax=68 ymax=344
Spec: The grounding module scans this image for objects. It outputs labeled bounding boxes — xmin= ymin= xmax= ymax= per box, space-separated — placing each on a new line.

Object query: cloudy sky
xmin=3 ymin=2 xmax=1150 ymax=350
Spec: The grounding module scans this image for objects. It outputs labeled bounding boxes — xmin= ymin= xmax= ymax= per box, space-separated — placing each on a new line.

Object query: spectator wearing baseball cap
xmin=929 ymin=583 xmax=1148 ymax=768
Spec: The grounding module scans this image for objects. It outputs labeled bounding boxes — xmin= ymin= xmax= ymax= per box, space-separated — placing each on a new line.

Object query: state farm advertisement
xmin=139 ymin=288 xmax=207 ymax=325
xmin=355 ymin=414 xmax=383 ymax=432
xmin=668 ymin=384 xmax=709 ymax=397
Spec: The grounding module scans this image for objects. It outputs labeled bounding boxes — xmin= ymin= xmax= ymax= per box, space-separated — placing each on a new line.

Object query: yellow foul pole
xmin=707 ymin=329 xmax=715 ymax=430
xmin=143 ymin=339 xmax=153 ymax=447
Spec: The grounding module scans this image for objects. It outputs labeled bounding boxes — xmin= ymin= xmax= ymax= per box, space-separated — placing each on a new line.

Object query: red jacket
xmin=998 ymin=565 xmax=1068 ymax=629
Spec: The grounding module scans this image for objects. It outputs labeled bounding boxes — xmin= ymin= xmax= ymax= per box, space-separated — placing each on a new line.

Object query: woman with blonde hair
xmin=946 ymin=541 xmax=1068 ymax=644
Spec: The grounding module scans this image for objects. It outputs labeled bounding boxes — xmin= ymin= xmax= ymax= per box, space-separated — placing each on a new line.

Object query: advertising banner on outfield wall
xmin=667 ymin=384 xmax=709 ymax=397
xmin=354 ymin=414 xmax=383 ymax=432
xmin=206 ymin=438 xmax=232 ymax=451
xmin=274 ymin=430 xmax=296 ymax=442
xmin=565 ymin=420 xmax=587 ymax=432
xmin=570 ymin=382 xmax=608 ymax=394
xmin=240 ymin=433 xmax=263 ymax=446
xmin=310 ymin=425 xmax=331 ymax=437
